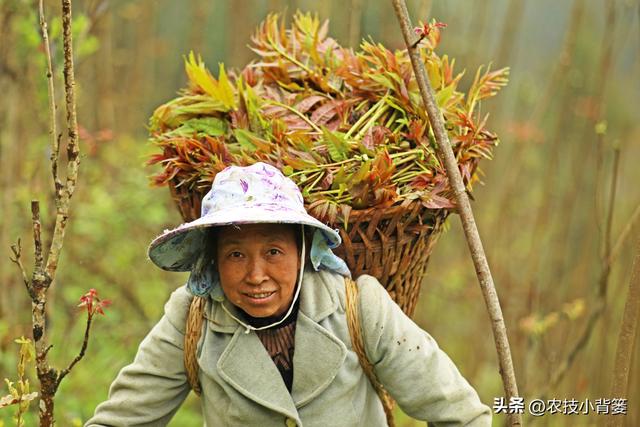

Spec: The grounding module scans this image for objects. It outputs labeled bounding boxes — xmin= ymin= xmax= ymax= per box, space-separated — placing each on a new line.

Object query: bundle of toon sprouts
xmin=148 ymin=12 xmax=508 ymax=226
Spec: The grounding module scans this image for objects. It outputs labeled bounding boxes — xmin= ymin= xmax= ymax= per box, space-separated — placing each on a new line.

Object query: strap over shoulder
xmin=184 ymin=296 xmax=206 ymax=395
xmin=345 ymin=277 xmax=395 ymax=427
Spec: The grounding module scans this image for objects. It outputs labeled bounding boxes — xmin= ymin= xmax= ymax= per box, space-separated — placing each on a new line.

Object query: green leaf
xmin=242 ymin=83 xmax=268 ymax=135
xmin=166 ymin=117 xmax=228 ymax=138
xmin=233 ymin=129 xmax=257 ymax=152
xmin=352 ymin=160 xmax=371 ymax=183
xmin=216 ymin=63 xmax=237 ymax=110
xmin=368 ymin=73 xmax=395 ymax=91
xmin=323 ymin=128 xmax=350 ymax=162
xmin=184 ymin=51 xmax=218 ymax=99
xmin=435 ymin=83 xmax=455 ymax=108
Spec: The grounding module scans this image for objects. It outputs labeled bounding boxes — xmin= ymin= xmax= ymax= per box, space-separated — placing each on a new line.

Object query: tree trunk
xmin=606 ymin=237 xmax=640 ymax=426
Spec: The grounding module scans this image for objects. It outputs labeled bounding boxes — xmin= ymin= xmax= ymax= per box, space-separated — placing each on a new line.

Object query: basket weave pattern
xmin=169 ymin=180 xmax=448 ymax=317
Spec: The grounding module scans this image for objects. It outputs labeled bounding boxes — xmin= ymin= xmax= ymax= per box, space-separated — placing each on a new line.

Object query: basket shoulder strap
xmin=184 ymin=295 xmax=206 ymax=396
xmin=344 ymin=277 xmax=395 ymax=427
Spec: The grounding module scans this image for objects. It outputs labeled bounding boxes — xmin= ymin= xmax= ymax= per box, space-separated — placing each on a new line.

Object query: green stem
xmin=389 ymin=148 xmax=423 ymax=159
xmin=267 ymin=34 xmax=314 ymax=75
xmin=394 ymin=173 xmax=424 ymax=184
xmin=265 ymin=100 xmax=322 ymax=133
xmin=288 ymin=156 xmax=358 ymax=178
xmin=391 ymin=120 xmax=406 ymax=134
xmin=311 ymin=188 xmax=343 ymax=196
xmin=296 ymin=170 xmax=324 ymax=184
xmin=384 ymin=110 xmax=398 ymax=129
xmin=345 ymin=94 xmax=389 ymax=139
xmin=391 ymin=154 xmax=417 ymax=167
xmin=355 ymin=103 xmax=390 ymax=140
xmin=306 ymin=170 xmax=326 ymax=192
xmin=391 ymin=163 xmax=415 ymax=180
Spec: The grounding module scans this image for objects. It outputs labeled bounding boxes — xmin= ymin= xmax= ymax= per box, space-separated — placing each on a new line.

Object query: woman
xmin=86 ymin=162 xmax=491 ymax=426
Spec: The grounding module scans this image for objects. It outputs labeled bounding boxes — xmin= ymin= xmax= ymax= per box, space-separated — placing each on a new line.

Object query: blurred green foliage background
xmin=0 ymin=0 xmax=638 ymax=425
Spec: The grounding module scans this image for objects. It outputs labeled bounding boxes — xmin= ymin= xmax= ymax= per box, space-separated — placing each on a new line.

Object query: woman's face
xmin=216 ymin=223 xmax=300 ymax=318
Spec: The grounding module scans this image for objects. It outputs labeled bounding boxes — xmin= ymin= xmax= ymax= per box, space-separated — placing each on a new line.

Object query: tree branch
xmin=599 ymin=148 xmax=620 ymax=297
xmin=10 ymin=238 xmax=33 ymax=297
xmin=31 ymin=200 xmax=46 ymax=289
xmin=30 ymin=200 xmax=57 ymax=425
xmin=607 ymin=201 xmax=640 ymax=268
xmin=57 ymin=312 xmax=93 ymax=386
xmin=606 ymin=236 xmax=640 ymax=426
xmin=44 ymin=0 xmax=81 ymax=286
xmin=390 ymin=2 xmax=521 ymax=425
xmin=38 ymin=0 xmax=62 ymax=198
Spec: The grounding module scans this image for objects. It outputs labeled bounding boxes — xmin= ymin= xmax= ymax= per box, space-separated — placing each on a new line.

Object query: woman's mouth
xmin=243 ymin=291 xmax=276 ymax=300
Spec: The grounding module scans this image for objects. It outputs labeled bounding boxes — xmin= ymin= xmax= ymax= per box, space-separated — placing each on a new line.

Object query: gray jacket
xmin=86 ymin=269 xmax=491 ymax=426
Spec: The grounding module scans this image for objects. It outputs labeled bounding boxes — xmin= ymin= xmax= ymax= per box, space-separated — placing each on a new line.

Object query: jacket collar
xmin=206 ymin=268 xmax=346 ymax=417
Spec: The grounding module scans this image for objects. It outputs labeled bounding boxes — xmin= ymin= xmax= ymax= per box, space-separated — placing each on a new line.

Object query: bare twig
xmin=31 ymin=201 xmax=45 ymax=284
xmin=599 ymin=148 xmax=620 ymax=296
xmin=38 ymin=0 xmax=61 ymax=197
xmin=606 ymin=236 xmax=640 ymax=426
xmin=9 ymin=239 xmax=31 ymax=294
xmin=390 ymin=2 xmax=521 ymax=425
xmin=57 ymin=312 xmax=93 ymax=385
xmin=607 ymin=202 xmax=640 ymax=268
xmin=43 ymin=344 xmax=53 ymax=358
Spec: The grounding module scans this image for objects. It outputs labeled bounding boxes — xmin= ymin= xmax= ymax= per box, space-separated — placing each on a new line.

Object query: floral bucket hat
xmin=148 ymin=162 xmax=349 ymax=298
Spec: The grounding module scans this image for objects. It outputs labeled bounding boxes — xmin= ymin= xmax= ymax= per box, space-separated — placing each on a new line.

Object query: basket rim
xmin=167 ymin=178 xmax=452 ymax=224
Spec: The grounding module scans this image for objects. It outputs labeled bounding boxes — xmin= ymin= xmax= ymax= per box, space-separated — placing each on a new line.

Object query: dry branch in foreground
xmin=390 ymin=1 xmax=521 ymax=425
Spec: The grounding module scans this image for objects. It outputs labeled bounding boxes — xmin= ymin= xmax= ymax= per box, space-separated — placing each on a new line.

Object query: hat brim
xmin=148 ymin=204 xmax=341 ymax=272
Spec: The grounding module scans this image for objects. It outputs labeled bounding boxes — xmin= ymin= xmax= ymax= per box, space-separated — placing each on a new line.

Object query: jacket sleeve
xmin=356 ymin=275 xmax=492 ymax=427
xmin=84 ymin=286 xmax=194 ymax=427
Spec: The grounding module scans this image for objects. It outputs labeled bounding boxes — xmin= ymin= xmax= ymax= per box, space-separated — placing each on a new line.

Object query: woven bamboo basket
xmin=169 ymin=179 xmax=449 ymax=317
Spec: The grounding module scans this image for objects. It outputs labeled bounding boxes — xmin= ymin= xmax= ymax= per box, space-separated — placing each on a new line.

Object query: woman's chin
xmin=240 ymin=293 xmax=285 ymax=318
xmin=244 ymin=306 xmax=282 ymax=318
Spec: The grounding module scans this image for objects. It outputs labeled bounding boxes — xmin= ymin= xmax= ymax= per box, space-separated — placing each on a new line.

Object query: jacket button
xmin=285 ymin=418 xmax=297 ymax=427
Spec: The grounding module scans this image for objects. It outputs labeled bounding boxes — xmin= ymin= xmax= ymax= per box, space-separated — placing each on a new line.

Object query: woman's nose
xmin=245 ymin=258 xmax=268 ymax=285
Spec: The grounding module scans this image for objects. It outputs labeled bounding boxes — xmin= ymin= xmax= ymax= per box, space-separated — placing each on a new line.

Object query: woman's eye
xmin=228 ymin=251 xmax=243 ymax=258
xmin=268 ymin=248 xmax=282 ymax=256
